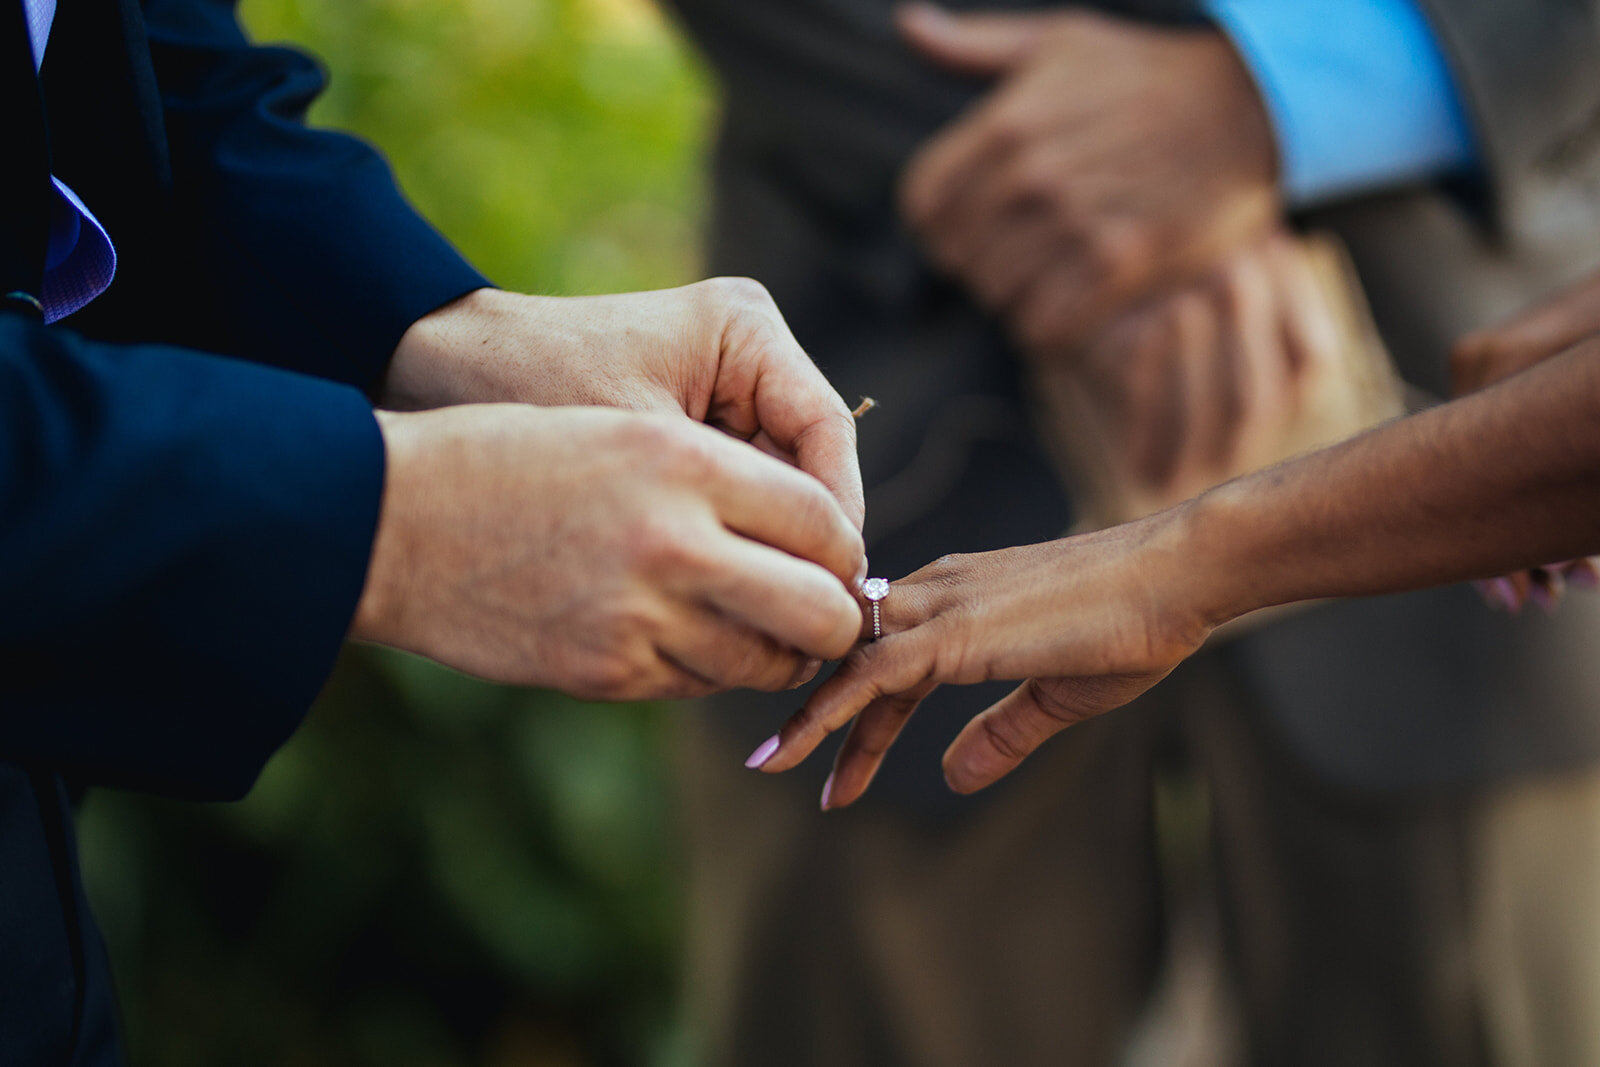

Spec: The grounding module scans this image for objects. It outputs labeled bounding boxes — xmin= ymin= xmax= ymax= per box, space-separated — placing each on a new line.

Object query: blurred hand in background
xmin=897 ymin=3 xmax=1279 ymax=352
xmin=1036 ymin=230 xmax=1343 ymax=507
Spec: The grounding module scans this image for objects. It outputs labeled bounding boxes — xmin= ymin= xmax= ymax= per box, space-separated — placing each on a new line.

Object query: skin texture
xmin=754 ymin=334 xmax=1600 ymax=809
xmin=351 ymin=279 xmax=867 ymax=699
xmin=898 ymin=3 xmax=1279 ymax=352
xmin=1453 ymin=274 xmax=1600 ymax=611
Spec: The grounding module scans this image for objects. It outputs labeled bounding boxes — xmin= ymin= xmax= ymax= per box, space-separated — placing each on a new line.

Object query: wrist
xmin=382 ymin=287 xmax=527 ymax=409
xmin=1159 ymin=483 xmax=1282 ymax=629
xmin=351 ymin=409 xmax=425 ymax=646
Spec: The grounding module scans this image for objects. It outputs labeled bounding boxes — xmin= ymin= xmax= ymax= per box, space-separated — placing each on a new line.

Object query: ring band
xmin=861 ymin=577 xmax=890 ymax=641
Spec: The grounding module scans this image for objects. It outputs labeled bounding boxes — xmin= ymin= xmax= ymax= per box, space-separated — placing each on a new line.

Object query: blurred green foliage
xmin=76 ymin=2 xmax=714 ymax=1064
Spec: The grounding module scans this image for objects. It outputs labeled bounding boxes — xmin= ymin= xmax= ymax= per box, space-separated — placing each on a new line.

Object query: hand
xmin=1453 ymin=267 xmax=1600 ymax=395
xmin=352 ymin=404 xmax=866 ymax=701
xmin=382 ymin=279 xmax=865 ymax=530
xmin=747 ymin=507 xmax=1230 ymax=807
xmin=897 ymin=3 xmax=1278 ymax=350
xmin=1040 ymin=231 xmax=1336 ymax=506
xmin=1452 ymin=269 xmax=1600 ymax=608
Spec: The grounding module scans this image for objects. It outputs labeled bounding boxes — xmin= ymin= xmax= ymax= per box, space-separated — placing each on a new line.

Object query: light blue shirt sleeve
xmin=1202 ymin=0 xmax=1479 ymax=208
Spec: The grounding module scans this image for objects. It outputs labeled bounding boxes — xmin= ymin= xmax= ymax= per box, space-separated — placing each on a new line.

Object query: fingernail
xmin=744 ymin=734 xmax=781 ymax=770
xmin=854 ymin=560 xmax=870 ymax=593
xmin=820 ymin=771 xmax=836 ymax=811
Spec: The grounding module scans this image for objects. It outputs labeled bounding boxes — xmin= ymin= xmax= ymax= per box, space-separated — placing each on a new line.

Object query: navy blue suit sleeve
xmin=134 ymin=0 xmax=491 ymax=391
xmin=0 ymin=313 xmax=385 ymax=800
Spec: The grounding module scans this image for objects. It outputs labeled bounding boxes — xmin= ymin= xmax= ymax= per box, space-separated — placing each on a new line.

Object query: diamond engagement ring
xmin=861 ymin=577 xmax=890 ymax=640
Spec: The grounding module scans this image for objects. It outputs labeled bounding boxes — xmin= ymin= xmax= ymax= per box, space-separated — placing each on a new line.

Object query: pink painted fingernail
xmin=745 ymin=734 xmax=781 ymax=770
xmin=820 ymin=772 xmax=836 ymax=811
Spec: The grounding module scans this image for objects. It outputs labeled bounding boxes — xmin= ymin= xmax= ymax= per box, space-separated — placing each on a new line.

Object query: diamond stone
xmin=861 ymin=577 xmax=891 ymax=601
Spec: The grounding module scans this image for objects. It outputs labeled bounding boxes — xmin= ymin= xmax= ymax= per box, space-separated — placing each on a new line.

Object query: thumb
xmin=896 ymin=3 xmax=1042 ymax=76
xmin=942 ymin=672 xmax=1163 ymax=793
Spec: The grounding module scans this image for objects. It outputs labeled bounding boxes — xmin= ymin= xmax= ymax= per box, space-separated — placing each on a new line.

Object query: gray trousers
xmin=677 ymin=653 xmax=1600 ymax=1067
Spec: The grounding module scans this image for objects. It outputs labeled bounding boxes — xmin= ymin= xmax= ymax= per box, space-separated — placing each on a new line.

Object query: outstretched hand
xmin=748 ymin=510 xmax=1230 ymax=808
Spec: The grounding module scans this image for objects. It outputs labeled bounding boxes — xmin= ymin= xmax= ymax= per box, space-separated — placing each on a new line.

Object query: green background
xmin=77 ymin=2 xmax=714 ymax=1064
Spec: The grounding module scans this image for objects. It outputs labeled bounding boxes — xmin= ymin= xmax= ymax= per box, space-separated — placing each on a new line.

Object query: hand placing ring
xmin=862 ymin=577 xmax=890 ymax=639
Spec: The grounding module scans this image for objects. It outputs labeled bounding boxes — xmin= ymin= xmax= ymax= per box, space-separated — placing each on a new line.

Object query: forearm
xmin=1187 ymin=338 xmax=1600 ymax=621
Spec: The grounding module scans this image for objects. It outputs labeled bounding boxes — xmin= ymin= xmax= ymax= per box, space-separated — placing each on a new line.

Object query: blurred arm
xmin=1203 ymin=0 xmax=1478 ymax=206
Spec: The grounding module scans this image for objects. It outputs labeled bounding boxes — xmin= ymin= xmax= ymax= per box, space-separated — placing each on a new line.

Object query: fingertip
xmin=821 ymin=592 xmax=867 ymax=661
xmin=744 ymin=734 xmax=782 ymax=770
xmin=940 ymin=751 xmax=988 ymax=795
xmin=788 ymin=658 xmax=825 ymax=689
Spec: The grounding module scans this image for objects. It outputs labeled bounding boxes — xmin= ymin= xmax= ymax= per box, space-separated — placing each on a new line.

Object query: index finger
xmin=712 ymin=307 xmax=867 ymax=532
xmin=693 ymin=426 xmax=865 ymax=586
xmin=756 ymin=635 xmax=941 ymax=775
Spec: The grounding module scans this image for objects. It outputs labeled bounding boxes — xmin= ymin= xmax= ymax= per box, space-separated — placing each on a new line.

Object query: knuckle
xmin=1009 ymin=153 xmax=1067 ymax=207
xmin=807 ymin=596 xmax=860 ymax=659
xmin=651 ymin=424 xmax=722 ymax=480
xmin=921 ymin=552 xmax=970 ymax=584
xmin=977 ymin=714 xmax=1030 ymax=765
xmin=984 ymin=108 xmax=1033 ymax=155
xmin=750 ymin=649 xmax=806 ymax=692
xmin=626 ymin=515 xmax=707 ymax=578
xmin=620 ymin=414 xmax=694 ymax=465
xmin=578 ymin=651 xmax=650 ymax=700
xmin=707 ymin=275 xmax=775 ymax=311
xmin=1083 ymin=222 xmax=1144 ymax=284
xmin=929 ymin=622 xmax=982 ymax=686
xmin=1027 ymin=678 xmax=1083 ymax=725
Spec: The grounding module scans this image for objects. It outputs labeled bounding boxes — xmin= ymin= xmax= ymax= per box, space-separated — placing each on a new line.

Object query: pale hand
xmin=897 ymin=3 xmax=1278 ymax=351
xmin=353 ymin=405 xmax=865 ymax=701
xmin=383 ymin=279 xmax=865 ymax=530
